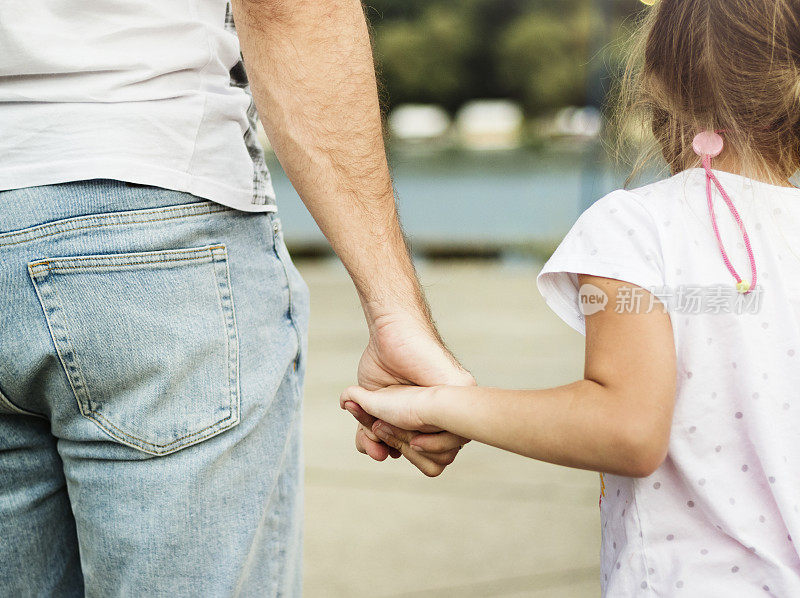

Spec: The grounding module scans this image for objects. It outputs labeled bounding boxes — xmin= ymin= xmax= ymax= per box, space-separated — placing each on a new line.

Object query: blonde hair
xmin=614 ymin=0 xmax=800 ymax=186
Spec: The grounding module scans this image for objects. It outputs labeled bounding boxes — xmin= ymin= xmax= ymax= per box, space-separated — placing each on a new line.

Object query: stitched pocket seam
xmin=211 ymin=245 xmax=242 ymax=437
xmin=28 ymin=244 xmax=225 ymax=276
xmin=28 ymin=261 xmax=96 ymax=416
xmin=1 ymin=202 xmax=230 ymax=249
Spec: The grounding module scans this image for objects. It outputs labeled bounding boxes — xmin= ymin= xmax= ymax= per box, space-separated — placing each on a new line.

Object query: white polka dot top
xmin=537 ymin=167 xmax=800 ymax=596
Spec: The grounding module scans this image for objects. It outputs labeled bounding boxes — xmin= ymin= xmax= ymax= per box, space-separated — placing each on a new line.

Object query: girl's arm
xmin=341 ymin=275 xmax=677 ymax=477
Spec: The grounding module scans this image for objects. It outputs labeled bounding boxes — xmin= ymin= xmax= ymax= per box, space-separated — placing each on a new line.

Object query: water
xmin=266 ymin=145 xmax=632 ymax=250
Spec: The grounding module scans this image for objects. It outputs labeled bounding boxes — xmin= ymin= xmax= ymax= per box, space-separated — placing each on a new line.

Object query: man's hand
xmin=347 ymin=309 xmax=475 ymax=476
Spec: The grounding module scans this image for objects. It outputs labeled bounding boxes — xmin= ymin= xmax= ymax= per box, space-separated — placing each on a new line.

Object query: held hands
xmin=342 ymin=385 xmax=465 ymax=478
xmin=349 ymin=309 xmax=474 ymax=477
xmin=341 ymin=384 xmax=442 ymax=432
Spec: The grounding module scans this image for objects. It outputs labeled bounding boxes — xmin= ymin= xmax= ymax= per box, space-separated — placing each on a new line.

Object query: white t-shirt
xmin=537 ymin=167 xmax=800 ymax=596
xmin=0 ymin=0 xmax=275 ymax=212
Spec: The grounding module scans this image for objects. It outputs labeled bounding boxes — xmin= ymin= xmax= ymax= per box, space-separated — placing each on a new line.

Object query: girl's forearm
xmin=424 ymin=382 xmax=664 ymax=477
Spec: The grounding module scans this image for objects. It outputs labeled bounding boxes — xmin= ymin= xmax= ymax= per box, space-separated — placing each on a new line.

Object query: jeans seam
xmin=28 ymin=267 xmax=95 ymax=416
xmin=0 ymin=203 xmax=229 ymax=248
xmin=29 ymin=243 xmax=224 ymax=266
xmin=88 ymin=410 xmax=237 ymax=450
xmin=29 ymin=252 xmax=216 ymax=276
xmin=270 ymin=216 xmax=303 ymax=372
xmin=210 ymin=244 xmax=242 ymax=434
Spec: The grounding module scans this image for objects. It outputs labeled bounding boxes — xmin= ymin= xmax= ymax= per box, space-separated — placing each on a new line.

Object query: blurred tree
xmin=373 ymin=6 xmax=474 ymax=111
xmin=496 ymin=10 xmax=592 ymax=113
xmin=363 ymin=0 xmax=648 ymax=117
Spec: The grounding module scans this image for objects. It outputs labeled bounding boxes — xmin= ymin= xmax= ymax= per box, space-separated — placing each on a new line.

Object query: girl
xmin=340 ymin=0 xmax=800 ymax=595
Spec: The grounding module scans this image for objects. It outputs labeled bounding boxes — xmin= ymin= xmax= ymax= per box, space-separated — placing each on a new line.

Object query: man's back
xmin=0 ymin=0 xmax=274 ymax=211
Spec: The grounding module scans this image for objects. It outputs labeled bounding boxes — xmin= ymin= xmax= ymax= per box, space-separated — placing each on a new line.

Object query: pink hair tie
xmin=692 ymin=131 xmax=757 ymax=294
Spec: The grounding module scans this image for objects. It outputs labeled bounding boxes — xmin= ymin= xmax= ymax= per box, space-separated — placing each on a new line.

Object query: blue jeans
xmin=0 ymin=179 xmax=310 ymax=597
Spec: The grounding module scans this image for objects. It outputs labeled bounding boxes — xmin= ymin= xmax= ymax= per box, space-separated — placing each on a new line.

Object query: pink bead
xmin=693 ymin=131 xmax=724 ymax=158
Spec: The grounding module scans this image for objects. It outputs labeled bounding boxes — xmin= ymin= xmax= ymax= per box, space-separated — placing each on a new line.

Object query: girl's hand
xmin=340 ymin=384 xmax=467 ymax=477
xmin=341 ymin=384 xmax=442 ymax=432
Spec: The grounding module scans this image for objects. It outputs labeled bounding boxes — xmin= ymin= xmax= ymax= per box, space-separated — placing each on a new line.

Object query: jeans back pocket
xmin=27 ymin=244 xmax=240 ymax=455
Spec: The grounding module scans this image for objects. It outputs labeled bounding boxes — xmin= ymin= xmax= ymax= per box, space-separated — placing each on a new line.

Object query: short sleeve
xmin=536 ymin=189 xmax=665 ymax=335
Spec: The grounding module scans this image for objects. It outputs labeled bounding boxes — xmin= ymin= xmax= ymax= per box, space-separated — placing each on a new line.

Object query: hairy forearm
xmin=424 ymin=382 xmax=667 ymax=477
xmin=231 ymin=0 xmax=430 ymax=323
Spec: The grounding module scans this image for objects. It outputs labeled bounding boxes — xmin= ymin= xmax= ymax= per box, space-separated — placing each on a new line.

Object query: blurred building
xmin=455 ymin=100 xmax=524 ymax=151
xmin=388 ymin=104 xmax=451 ymax=143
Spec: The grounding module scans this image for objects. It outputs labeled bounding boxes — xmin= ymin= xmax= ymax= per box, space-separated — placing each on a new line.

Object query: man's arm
xmin=229 ymin=0 xmax=474 ymax=475
xmin=230 ymin=0 xmax=420 ymax=320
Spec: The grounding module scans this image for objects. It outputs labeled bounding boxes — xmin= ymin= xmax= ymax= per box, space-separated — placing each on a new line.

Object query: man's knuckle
xmin=422 ymin=463 xmax=444 ymax=477
xmin=355 ymin=430 xmax=367 ymax=453
xmin=431 ymin=451 xmax=456 ymax=466
xmin=437 ymin=439 xmax=454 ymax=453
xmin=390 ymin=426 xmax=410 ymax=443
